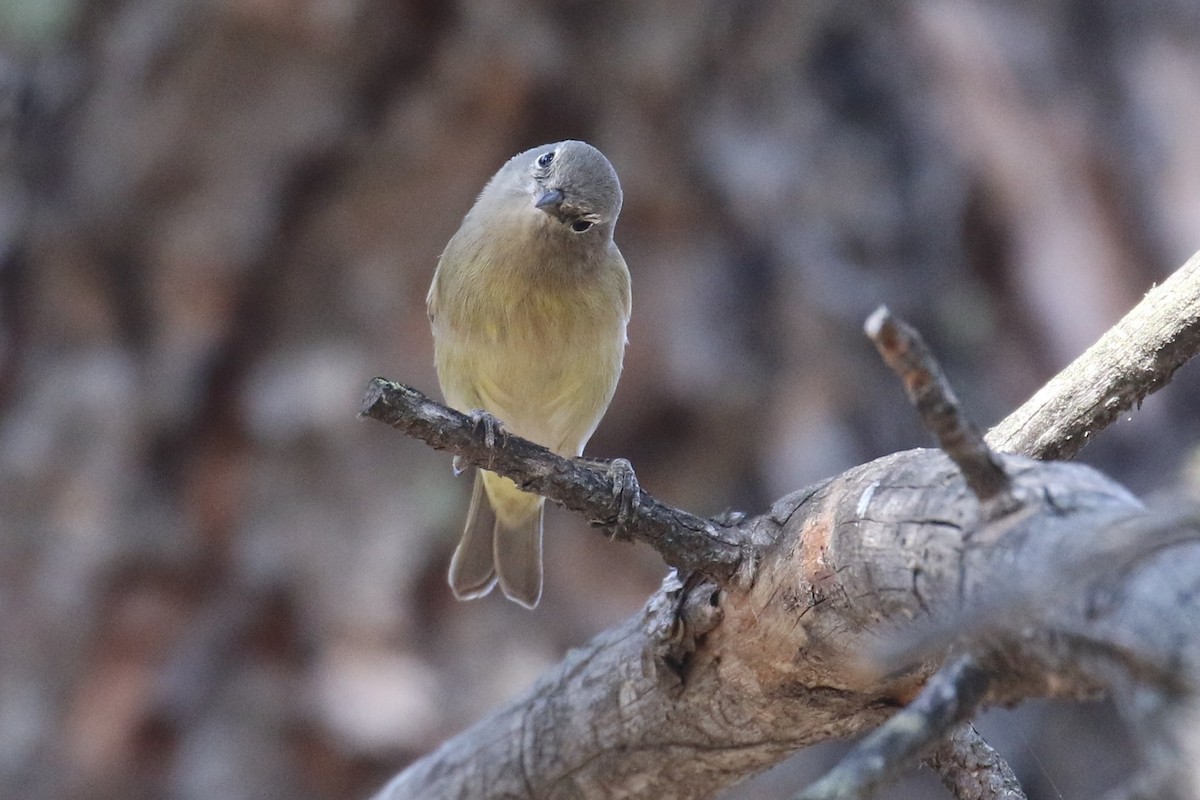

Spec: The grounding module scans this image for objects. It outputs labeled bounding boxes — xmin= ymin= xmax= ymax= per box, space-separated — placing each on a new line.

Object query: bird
xmin=426 ymin=140 xmax=632 ymax=608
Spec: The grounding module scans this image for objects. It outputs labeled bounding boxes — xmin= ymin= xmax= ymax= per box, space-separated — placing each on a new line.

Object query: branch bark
xmin=927 ymin=724 xmax=1026 ymax=800
xmin=797 ymin=654 xmax=994 ymax=800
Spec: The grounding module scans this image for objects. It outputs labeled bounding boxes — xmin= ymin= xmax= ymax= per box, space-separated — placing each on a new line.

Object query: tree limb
xmin=368 ymin=442 xmax=1149 ymax=799
xmin=365 ymin=253 xmax=1200 ymax=800
xmin=927 ymin=724 xmax=1026 ymax=800
xmin=866 ymin=306 xmax=1015 ymax=512
xmin=986 ymin=250 xmax=1200 ymax=460
xmin=358 ymin=379 xmax=765 ymax=582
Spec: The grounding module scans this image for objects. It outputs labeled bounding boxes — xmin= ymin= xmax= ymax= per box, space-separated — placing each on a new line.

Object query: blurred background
xmin=1 ymin=0 xmax=1199 ymax=798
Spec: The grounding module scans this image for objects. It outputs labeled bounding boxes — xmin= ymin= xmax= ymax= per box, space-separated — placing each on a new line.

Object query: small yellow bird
xmin=427 ymin=141 xmax=632 ymax=608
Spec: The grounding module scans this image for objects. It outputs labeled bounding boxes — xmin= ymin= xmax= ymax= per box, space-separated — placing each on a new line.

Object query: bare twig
xmin=358 ymin=378 xmax=757 ymax=582
xmin=927 ymin=723 xmax=1027 ymax=800
xmin=988 ymin=251 xmax=1200 ymax=460
xmin=797 ymin=655 xmax=993 ymax=800
xmin=866 ymin=307 xmax=1014 ymax=510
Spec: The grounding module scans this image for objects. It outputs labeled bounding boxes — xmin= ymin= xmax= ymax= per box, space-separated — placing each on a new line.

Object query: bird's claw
xmin=608 ymin=457 xmax=641 ymax=527
xmin=467 ymin=409 xmax=506 ymax=449
xmin=452 ymin=409 xmax=506 ymax=474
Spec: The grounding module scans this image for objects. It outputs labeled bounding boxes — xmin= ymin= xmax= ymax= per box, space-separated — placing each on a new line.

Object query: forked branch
xmin=364 ymin=252 xmax=1200 ymax=800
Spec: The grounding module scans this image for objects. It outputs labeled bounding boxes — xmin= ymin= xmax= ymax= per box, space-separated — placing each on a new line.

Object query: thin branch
xmin=927 ymin=723 xmax=1027 ymax=800
xmin=866 ymin=307 xmax=1014 ymax=510
xmin=358 ymin=378 xmax=756 ymax=582
xmin=797 ymin=654 xmax=993 ymax=800
xmin=988 ymin=250 xmax=1200 ymax=460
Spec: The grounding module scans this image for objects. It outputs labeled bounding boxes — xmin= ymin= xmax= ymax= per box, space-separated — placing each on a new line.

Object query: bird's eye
xmin=537 ymin=151 xmax=555 ymax=168
xmin=570 ymin=219 xmax=594 ymax=233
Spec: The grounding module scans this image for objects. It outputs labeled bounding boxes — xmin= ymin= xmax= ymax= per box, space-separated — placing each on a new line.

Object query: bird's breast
xmin=431 ymin=251 xmax=628 ymax=453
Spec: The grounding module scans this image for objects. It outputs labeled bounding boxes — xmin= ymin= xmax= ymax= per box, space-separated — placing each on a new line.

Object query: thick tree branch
xmin=370 ymin=445 xmax=1153 ymax=800
xmin=872 ymin=506 xmax=1200 ymax=683
xmin=359 ymin=379 xmax=763 ymax=582
xmin=987 ymin=250 xmax=1200 ymax=459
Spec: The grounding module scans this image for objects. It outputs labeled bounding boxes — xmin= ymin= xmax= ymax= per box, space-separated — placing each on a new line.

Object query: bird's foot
xmin=576 ymin=457 xmax=642 ymax=527
xmin=607 ymin=457 xmax=641 ymax=527
xmin=453 ymin=409 xmax=507 ymax=475
xmin=468 ymin=409 xmax=507 ymax=448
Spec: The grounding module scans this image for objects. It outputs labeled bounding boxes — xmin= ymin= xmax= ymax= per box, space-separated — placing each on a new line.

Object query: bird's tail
xmin=448 ymin=470 xmax=544 ymax=609
xmin=448 ymin=471 xmax=497 ymax=600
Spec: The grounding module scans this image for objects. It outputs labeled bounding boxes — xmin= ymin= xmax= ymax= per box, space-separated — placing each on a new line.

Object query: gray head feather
xmin=487 ymin=141 xmax=623 ymax=235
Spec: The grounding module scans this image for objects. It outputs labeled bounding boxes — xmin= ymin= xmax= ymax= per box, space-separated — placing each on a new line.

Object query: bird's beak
xmin=534 ymin=188 xmax=564 ymax=211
